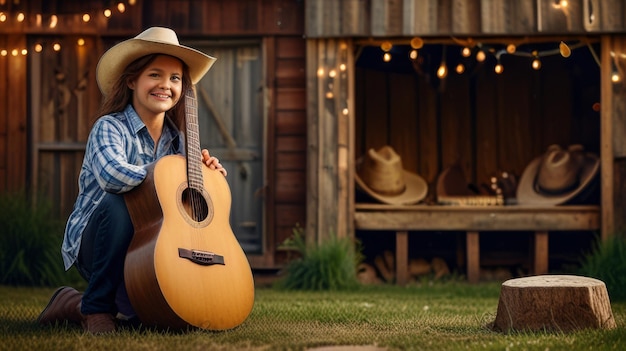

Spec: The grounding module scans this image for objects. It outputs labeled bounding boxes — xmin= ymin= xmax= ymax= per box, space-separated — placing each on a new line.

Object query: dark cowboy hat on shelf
xmin=516 ymin=144 xmax=599 ymax=205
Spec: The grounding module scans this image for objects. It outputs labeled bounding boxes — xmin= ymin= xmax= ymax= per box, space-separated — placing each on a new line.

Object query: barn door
xmin=190 ymin=41 xmax=265 ymax=254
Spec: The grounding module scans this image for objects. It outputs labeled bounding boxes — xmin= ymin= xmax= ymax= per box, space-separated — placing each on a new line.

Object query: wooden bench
xmin=354 ymin=204 xmax=600 ymax=284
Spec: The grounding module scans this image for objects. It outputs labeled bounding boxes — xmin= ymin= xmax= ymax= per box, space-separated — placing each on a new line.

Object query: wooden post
xmin=466 ymin=231 xmax=480 ymax=283
xmin=396 ymin=231 xmax=409 ymax=286
xmin=533 ymin=231 xmax=548 ymax=275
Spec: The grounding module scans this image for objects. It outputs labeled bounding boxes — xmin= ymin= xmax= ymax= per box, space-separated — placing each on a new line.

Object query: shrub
xmin=274 ymin=225 xmax=363 ymax=291
xmin=577 ymin=234 xmax=626 ymax=301
xmin=0 ymin=191 xmax=70 ymax=286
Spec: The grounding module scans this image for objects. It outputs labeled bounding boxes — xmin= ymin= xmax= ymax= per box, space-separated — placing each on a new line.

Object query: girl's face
xmin=128 ymin=54 xmax=184 ymax=120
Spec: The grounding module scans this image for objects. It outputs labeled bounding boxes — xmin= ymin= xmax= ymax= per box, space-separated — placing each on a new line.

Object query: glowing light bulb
xmin=77 ymin=38 xmax=85 ymax=46
xmin=383 ymin=53 xmax=391 ymax=62
xmin=53 ymin=43 xmax=61 ymax=51
xmin=532 ymin=58 xmax=541 ymax=70
xmin=476 ymin=50 xmax=486 ymax=62
xmin=329 ymin=69 xmax=337 ymax=78
xmin=34 ymin=44 xmax=43 ymax=52
xmin=410 ymin=37 xmax=424 ymax=49
xmin=461 ymin=47 xmax=471 ymax=57
xmin=559 ymin=41 xmax=571 ymax=57
xmin=456 ymin=63 xmax=465 ymax=74
xmin=506 ymin=44 xmax=516 ymax=54
xmin=117 ymin=3 xmax=126 ymax=13
xmin=495 ymin=63 xmax=504 ymax=74
xmin=21 ymin=48 xmax=27 ymax=55
xmin=380 ymin=41 xmax=392 ymax=52
xmin=83 ymin=14 xmax=91 ymax=22
xmin=16 ymin=12 xmax=25 ymax=22
xmin=612 ymin=72 xmax=621 ymax=83
xmin=317 ymin=68 xmax=325 ymax=77
xmin=104 ymin=9 xmax=112 ymax=17
xmin=11 ymin=49 xmax=18 ymax=56
xmin=0 ymin=49 xmax=7 ymax=56
xmin=0 ymin=12 xmax=6 ymax=22
xmin=49 ymin=15 xmax=58 ymax=28
xmin=409 ymin=49 xmax=418 ymax=60
xmin=437 ymin=63 xmax=448 ymax=78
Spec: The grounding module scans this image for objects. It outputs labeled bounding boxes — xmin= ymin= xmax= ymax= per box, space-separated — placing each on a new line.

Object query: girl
xmin=37 ymin=27 xmax=225 ymax=334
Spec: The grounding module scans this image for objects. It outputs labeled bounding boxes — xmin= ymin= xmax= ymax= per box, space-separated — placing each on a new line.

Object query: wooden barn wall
xmin=355 ymin=46 xmax=601 ymax=197
xmin=306 ymin=0 xmax=626 ymax=37
xmin=0 ymin=0 xmax=306 ymax=268
xmin=0 ymin=34 xmax=27 ymax=193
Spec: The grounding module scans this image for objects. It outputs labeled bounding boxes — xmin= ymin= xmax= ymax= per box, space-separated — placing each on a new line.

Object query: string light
xmin=455 ymin=63 xmax=465 ymax=74
xmin=82 ymin=13 xmax=91 ymax=22
xmin=506 ymin=44 xmax=516 ymax=54
xmin=461 ymin=47 xmax=471 ymax=57
xmin=383 ymin=52 xmax=391 ymax=62
xmin=0 ymin=12 xmax=6 ymax=22
xmin=410 ymin=37 xmax=424 ymax=49
xmin=16 ymin=12 xmax=24 ymax=22
xmin=437 ymin=45 xmax=448 ymax=79
xmin=559 ymin=41 xmax=571 ymax=57
xmin=494 ymin=62 xmax=504 ymax=74
xmin=531 ymin=51 xmax=541 ymax=70
xmin=476 ymin=50 xmax=486 ymax=62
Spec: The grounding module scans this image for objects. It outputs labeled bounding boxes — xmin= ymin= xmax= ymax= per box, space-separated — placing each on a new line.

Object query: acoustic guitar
xmin=123 ymin=87 xmax=255 ymax=330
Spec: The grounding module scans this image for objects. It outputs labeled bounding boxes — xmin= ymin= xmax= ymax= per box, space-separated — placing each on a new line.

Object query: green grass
xmin=1 ymin=282 xmax=624 ymax=351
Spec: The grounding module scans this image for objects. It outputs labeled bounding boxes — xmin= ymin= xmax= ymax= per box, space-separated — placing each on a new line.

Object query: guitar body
xmin=124 ymin=154 xmax=255 ymax=330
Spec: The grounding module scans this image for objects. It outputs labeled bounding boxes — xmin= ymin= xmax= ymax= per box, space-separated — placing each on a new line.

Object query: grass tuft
xmin=578 ymin=234 xmax=626 ymax=301
xmin=0 ymin=192 xmax=70 ymax=286
xmin=273 ymin=225 xmax=363 ymax=291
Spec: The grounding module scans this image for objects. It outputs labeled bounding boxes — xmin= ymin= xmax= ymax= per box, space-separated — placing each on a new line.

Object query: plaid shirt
xmin=61 ymin=104 xmax=185 ymax=270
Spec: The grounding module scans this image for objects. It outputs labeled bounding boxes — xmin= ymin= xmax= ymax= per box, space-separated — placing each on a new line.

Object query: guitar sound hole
xmin=181 ymin=187 xmax=209 ymax=222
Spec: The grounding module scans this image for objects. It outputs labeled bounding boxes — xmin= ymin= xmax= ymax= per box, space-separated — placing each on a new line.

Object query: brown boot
xmin=82 ymin=313 xmax=116 ymax=334
xmin=37 ymin=286 xmax=84 ymax=326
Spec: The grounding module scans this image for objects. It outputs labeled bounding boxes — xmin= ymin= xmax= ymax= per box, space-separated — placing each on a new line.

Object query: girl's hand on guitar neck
xmin=201 ymin=149 xmax=227 ymax=177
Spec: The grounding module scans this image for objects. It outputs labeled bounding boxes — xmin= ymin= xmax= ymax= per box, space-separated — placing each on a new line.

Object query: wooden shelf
xmin=354 ymin=204 xmax=600 ymax=284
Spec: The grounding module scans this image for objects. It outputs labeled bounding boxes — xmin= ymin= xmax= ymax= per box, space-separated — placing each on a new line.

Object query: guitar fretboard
xmin=185 ymin=87 xmax=204 ymax=191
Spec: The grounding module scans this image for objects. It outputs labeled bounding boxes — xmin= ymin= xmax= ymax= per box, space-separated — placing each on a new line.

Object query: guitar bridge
xmin=178 ymin=248 xmax=225 ymax=266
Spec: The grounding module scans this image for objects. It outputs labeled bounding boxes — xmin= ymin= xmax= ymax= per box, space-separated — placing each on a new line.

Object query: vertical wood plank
xmin=533 ymin=231 xmax=549 ymax=274
xmin=371 ymin=0 xmax=403 ymax=36
xmin=396 ymin=231 xmax=409 ymax=286
xmin=389 ymin=73 xmax=419 ymax=173
xmin=341 ymin=0 xmax=369 ymax=36
xmin=451 ymin=0 xmax=481 ymax=34
xmin=466 ymin=231 xmax=480 ymax=283
xmin=403 ymin=0 xmax=439 ymax=35
xmin=6 ymin=34 xmax=27 ymax=190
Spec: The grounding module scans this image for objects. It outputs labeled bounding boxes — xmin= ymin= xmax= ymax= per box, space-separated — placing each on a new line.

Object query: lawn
xmin=1 ymin=281 xmax=624 ymax=351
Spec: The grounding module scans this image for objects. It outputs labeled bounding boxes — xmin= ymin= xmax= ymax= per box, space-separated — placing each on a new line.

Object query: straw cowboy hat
xmin=516 ymin=144 xmax=600 ymax=205
xmin=355 ymin=146 xmax=428 ymax=205
xmin=96 ymin=27 xmax=216 ymax=95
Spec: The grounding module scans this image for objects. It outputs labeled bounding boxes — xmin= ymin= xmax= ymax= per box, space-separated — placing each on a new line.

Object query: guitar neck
xmin=184 ymin=87 xmax=203 ymax=190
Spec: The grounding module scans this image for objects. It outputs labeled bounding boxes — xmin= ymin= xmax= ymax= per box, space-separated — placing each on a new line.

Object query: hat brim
xmin=355 ymin=170 xmax=428 ymax=205
xmin=516 ymin=152 xmax=599 ymax=205
xmin=96 ymin=39 xmax=216 ymax=95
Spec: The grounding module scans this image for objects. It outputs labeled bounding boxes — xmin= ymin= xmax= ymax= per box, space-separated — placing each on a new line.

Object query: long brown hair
xmin=96 ymin=54 xmax=192 ymax=132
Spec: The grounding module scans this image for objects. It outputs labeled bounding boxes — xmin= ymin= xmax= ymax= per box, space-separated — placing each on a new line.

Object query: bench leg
xmin=533 ymin=231 xmax=549 ymax=275
xmin=466 ymin=231 xmax=480 ymax=283
xmin=396 ymin=231 xmax=408 ymax=286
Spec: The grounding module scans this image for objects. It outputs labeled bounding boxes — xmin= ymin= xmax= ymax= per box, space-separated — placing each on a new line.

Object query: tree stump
xmin=492 ymin=275 xmax=617 ymax=333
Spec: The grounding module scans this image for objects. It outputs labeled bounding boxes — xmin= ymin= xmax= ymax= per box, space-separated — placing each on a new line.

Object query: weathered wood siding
xmin=0 ymin=34 xmax=27 ymax=193
xmin=306 ymin=0 xmax=626 ymax=37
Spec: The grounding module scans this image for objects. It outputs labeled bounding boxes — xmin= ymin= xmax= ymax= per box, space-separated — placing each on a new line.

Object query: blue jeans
xmin=76 ymin=193 xmax=135 ymax=317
